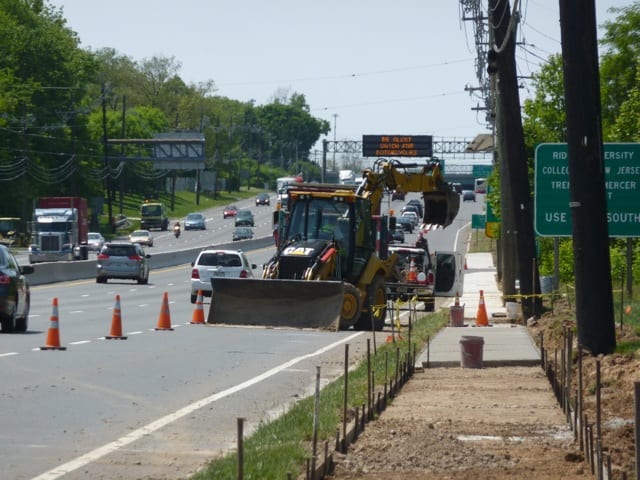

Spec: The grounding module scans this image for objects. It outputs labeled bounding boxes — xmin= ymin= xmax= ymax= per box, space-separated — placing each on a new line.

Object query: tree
xmin=0 ymin=0 xmax=98 ymax=217
xmin=522 ymin=55 xmax=566 ymax=149
xmin=599 ymin=2 xmax=640 ymax=139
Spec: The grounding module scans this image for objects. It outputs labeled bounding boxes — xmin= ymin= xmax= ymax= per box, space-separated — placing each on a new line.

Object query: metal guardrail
xmin=28 ymin=236 xmax=274 ymax=286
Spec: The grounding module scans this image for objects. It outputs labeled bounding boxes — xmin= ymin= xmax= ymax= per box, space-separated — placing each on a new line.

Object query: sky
xmin=48 ymin=0 xmax=633 ymax=153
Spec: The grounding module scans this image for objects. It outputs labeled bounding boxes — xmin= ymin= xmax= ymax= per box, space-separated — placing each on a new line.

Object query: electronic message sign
xmin=362 ymin=135 xmax=433 ymax=157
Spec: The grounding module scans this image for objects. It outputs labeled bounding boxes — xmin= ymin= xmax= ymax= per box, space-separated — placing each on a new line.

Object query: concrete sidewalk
xmin=416 ymin=252 xmax=541 ymax=368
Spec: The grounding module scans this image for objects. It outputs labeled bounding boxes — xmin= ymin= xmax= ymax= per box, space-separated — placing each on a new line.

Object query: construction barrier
xmin=155 ymin=292 xmax=174 ymax=331
xmin=105 ymin=294 xmax=127 ymax=339
xmin=40 ymin=297 xmax=66 ymax=350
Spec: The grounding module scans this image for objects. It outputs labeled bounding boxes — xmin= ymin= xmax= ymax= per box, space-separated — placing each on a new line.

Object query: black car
xmin=255 ymin=193 xmax=270 ymax=206
xmin=391 ymin=190 xmax=405 ymax=201
xmin=396 ymin=216 xmax=414 ymax=233
xmin=0 ymin=244 xmax=34 ymax=332
xmin=390 ymin=228 xmax=405 ymax=243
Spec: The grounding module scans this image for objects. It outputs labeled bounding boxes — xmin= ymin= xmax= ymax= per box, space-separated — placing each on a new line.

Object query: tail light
xmin=0 ymin=274 xmax=10 ymax=285
xmin=128 ymin=255 xmax=142 ymax=261
xmin=191 ymin=269 xmax=200 ymax=279
xmin=97 ymin=254 xmax=109 ymax=260
xmin=426 ymin=270 xmax=435 ymax=285
xmin=239 ymin=270 xmax=248 ymax=278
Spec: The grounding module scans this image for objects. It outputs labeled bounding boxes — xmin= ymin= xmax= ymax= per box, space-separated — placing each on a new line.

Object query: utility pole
xmin=488 ymin=0 xmax=541 ymax=318
xmin=101 ymin=82 xmax=114 ymax=234
xmin=559 ymin=0 xmax=616 ymax=354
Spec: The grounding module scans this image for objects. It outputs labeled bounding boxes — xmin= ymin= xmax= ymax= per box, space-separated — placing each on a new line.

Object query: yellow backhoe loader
xmin=208 ymin=159 xmax=460 ymax=330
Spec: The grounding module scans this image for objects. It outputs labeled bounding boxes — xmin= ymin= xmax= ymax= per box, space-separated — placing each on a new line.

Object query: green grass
xmin=467 ymin=228 xmax=495 ymax=253
xmin=192 ymin=310 xmax=449 ymax=479
xmin=97 ymin=188 xmax=264 ymax=238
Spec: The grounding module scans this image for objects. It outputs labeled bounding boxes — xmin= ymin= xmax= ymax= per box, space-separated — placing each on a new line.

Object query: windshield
xmin=287 ymin=197 xmax=351 ymax=246
xmin=141 ymin=205 xmax=161 ymax=216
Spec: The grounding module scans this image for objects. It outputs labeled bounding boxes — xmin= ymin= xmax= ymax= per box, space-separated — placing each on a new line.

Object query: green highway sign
xmin=472 ymin=165 xmax=493 ymax=178
xmin=471 ymin=214 xmax=486 ymax=229
xmin=534 ymin=143 xmax=640 ymax=237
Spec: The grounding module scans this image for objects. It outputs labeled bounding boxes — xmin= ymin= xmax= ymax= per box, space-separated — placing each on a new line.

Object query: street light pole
xmin=332 ymin=113 xmax=338 ymax=171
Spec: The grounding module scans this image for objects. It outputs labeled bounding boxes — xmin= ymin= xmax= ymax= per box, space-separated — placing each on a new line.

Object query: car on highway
xmin=255 ymin=192 xmax=270 ymax=206
xmin=396 ymin=215 xmax=414 ymax=233
xmin=462 ymin=190 xmax=476 ymax=202
xmin=400 ymin=211 xmax=419 ymax=227
xmin=391 ymin=190 xmax=405 ymax=201
xmin=390 ymin=228 xmax=405 ymax=243
xmin=190 ymin=249 xmax=256 ymax=303
xmin=234 ymin=209 xmax=255 ymax=227
xmin=184 ymin=212 xmax=206 ymax=230
xmin=405 ymin=199 xmax=424 ymax=218
xmin=401 ymin=204 xmax=420 ymax=217
xmin=0 ymin=244 xmax=34 ymax=332
xmin=96 ymin=242 xmax=150 ymax=284
xmin=87 ymin=232 xmax=105 ymax=252
xmin=129 ymin=229 xmax=154 ymax=247
xmin=232 ymin=227 xmax=254 ymax=241
xmin=223 ymin=205 xmax=238 ymax=219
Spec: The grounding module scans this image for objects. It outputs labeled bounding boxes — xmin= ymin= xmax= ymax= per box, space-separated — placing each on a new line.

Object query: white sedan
xmin=129 ymin=229 xmax=154 ymax=247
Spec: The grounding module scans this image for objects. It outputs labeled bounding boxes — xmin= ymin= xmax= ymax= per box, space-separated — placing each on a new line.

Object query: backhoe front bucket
xmin=423 ymin=189 xmax=460 ymax=228
xmin=208 ymin=278 xmax=345 ymax=330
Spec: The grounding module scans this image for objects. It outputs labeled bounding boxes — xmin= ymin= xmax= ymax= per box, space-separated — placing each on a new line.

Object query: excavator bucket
xmin=423 ymin=188 xmax=460 ymax=228
xmin=208 ymin=278 xmax=345 ymax=330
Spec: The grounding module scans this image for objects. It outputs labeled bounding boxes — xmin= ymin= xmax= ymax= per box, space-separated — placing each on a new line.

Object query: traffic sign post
xmin=534 ymin=143 xmax=640 ymax=237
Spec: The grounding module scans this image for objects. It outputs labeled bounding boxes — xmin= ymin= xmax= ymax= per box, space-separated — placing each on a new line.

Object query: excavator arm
xmin=357 ymin=159 xmax=460 ymax=228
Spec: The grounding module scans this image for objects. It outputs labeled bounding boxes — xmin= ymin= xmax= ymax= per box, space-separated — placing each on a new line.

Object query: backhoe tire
xmin=339 ymin=283 xmax=362 ymax=330
xmin=354 ymin=275 xmax=387 ymax=331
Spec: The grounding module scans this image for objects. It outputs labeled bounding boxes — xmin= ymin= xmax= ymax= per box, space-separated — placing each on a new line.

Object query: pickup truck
xmin=387 ymin=244 xmax=436 ymax=311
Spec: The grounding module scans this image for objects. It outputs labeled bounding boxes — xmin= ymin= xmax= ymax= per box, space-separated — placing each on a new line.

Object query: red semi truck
xmin=28 ymin=197 xmax=89 ymax=263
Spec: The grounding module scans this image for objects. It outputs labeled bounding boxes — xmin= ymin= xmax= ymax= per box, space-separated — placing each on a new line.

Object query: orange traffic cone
xmin=155 ymin=292 xmax=174 ymax=331
xmin=454 ymin=293 xmax=460 ymax=307
xmin=475 ymin=289 xmax=489 ymax=327
xmin=407 ymin=257 xmax=418 ymax=282
xmin=106 ymin=294 xmax=127 ymax=339
xmin=40 ymin=297 xmax=66 ymax=350
xmin=190 ymin=290 xmax=205 ymax=324
xmin=464 ymin=258 xmax=468 ymax=270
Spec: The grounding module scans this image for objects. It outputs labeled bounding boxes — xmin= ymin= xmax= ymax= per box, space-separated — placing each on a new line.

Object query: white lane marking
xmin=31 ymin=331 xmax=363 ymax=480
xmin=0 ymin=352 xmax=19 ymax=357
xmin=69 ymin=340 xmax=91 ymax=345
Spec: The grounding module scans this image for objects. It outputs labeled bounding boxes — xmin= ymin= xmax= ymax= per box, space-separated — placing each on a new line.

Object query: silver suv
xmin=190 ymin=249 xmax=256 ymax=303
xmin=96 ymin=242 xmax=150 ymax=284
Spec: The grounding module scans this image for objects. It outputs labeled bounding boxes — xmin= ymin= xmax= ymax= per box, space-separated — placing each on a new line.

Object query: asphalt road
xmin=1 ymin=192 xmax=483 ymax=479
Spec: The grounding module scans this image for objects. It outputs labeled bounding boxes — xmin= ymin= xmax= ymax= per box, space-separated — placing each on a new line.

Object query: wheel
xmin=138 ymin=275 xmax=149 ymax=285
xmin=96 ymin=277 xmax=107 ymax=284
xmin=338 ymin=283 xmax=362 ymax=330
xmin=354 ymin=275 xmax=387 ymax=331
